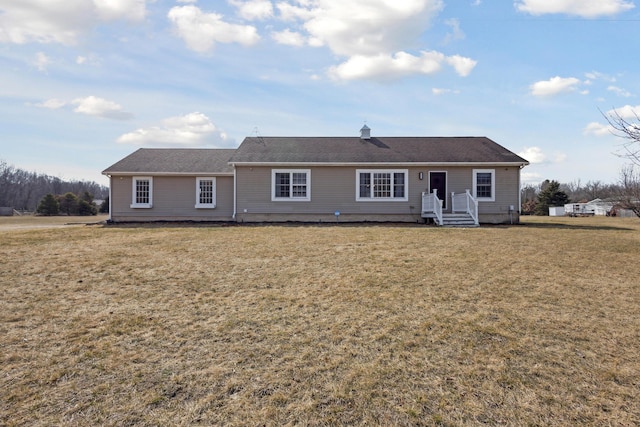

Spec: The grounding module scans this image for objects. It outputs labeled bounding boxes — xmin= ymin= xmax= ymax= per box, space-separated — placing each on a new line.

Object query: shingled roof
xmin=103 ymin=148 xmax=235 ymax=175
xmin=229 ymin=136 xmax=528 ymax=165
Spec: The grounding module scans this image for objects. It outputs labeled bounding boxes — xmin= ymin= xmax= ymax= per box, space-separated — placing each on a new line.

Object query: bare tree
xmin=604 ymin=108 xmax=640 ymax=217
xmin=605 ymin=108 xmax=640 ymax=166
xmin=617 ymin=165 xmax=640 ymax=217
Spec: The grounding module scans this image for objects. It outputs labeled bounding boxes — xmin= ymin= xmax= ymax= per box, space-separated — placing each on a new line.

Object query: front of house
xmin=103 ymin=126 xmax=529 ymax=225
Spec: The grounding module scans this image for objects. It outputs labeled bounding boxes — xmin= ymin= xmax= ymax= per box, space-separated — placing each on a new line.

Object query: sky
xmin=1 ymin=0 xmax=639 ymax=188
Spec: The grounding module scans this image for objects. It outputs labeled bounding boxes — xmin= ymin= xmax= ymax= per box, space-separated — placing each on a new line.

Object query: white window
xmin=272 ymin=169 xmax=311 ymax=201
xmin=131 ymin=177 xmax=152 ymax=208
xmin=473 ymin=169 xmax=495 ymax=201
xmin=195 ymin=177 xmax=216 ymax=208
xmin=356 ymin=170 xmax=408 ymax=201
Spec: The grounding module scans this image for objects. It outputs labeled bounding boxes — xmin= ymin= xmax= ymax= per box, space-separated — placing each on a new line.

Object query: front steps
xmin=441 ymin=213 xmax=478 ymax=227
xmin=423 ymin=212 xmax=478 ymax=227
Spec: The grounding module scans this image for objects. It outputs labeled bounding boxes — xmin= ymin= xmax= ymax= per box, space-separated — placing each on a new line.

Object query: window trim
xmin=472 ymin=169 xmax=495 ymax=202
xmin=271 ymin=169 xmax=311 ymax=202
xmin=356 ymin=169 xmax=409 ymax=202
xmin=130 ymin=176 xmax=153 ymax=208
xmin=195 ymin=177 xmax=217 ymax=209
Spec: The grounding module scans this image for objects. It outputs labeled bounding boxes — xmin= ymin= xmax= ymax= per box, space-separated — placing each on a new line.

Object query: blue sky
xmin=1 ymin=0 xmax=639 ymax=187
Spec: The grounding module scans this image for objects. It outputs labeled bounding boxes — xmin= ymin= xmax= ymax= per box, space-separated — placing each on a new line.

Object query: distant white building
xmin=564 ymin=199 xmax=613 ymax=216
xmin=548 ymin=206 xmax=565 ymax=216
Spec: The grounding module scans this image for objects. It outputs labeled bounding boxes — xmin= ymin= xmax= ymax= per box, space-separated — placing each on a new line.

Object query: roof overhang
xmin=229 ymin=161 xmax=529 ymax=167
xmin=102 ymin=171 xmax=235 ymax=176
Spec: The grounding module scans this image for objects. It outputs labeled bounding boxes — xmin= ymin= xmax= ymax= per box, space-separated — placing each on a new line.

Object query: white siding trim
xmin=130 ymin=176 xmax=153 ymax=208
xmin=195 ymin=177 xmax=216 ymax=209
xmin=356 ymin=169 xmax=409 ymax=202
xmin=472 ymin=169 xmax=495 ymax=202
xmin=271 ymin=169 xmax=311 ymax=202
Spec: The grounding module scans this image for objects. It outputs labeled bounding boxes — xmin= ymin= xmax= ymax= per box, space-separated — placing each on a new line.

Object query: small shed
xmin=0 ymin=207 xmax=13 ymax=216
xmin=549 ymin=206 xmax=565 ymax=216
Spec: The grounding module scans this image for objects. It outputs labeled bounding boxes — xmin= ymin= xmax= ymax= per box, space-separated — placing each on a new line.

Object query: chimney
xmin=360 ymin=124 xmax=371 ymax=140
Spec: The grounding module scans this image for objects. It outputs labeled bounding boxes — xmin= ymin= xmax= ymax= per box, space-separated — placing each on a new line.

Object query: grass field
xmin=1 ymin=216 xmax=639 ymax=426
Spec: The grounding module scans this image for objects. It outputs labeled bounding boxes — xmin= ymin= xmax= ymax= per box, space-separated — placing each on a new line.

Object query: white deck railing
xmin=422 ymin=189 xmax=443 ymax=225
xmin=451 ymin=189 xmax=479 ymax=226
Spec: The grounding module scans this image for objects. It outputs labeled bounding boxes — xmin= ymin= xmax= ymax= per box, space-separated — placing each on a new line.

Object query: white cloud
xmin=445 ymin=55 xmax=477 ymax=77
xmin=607 ymin=104 xmax=640 ymax=120
xmin=584 ymin=105 xmax=640 ymax=136
xmin=35 ymin=99 xmax=67 ymax=109
xmin=303 ymin=0 xmax=444 ymax=57
xmin=582 ymin=122 xmax=614 ymax=136
xmin=608 ymin=86 xmax=633 ymax=98
xmin=230 ymin=0 xmax=274 ymax=20
xmin=76 ymin=54 xmax=100 ymax=66
xmin=328 ymin=51 xmax=474 ymax=81
xmin=530 ymin=76 xmax=581 ymax=97
xmin=585 ymin=71 xmax=616 ymax=82
xmin=515 ymin=0 xmax=634 ymax=18
xmin=168 ymin=5 xmax=260 ymax=53
xmin=518 ymin=146 xmax=567 ymax=165
xmin=0 ymin=0 xmax=149 ymax=45
xmin=272 ymin=0 xmax=476 ymax=81
xmin=34 ymin=52 xmax=51 ymax=72
xmin=432 ymin=88 xmax=460 ymax=95
xmin=583 ymin=122 xmax=611 ymax=136
xmin=443 ymin=18 xmax=465 ymax=44
xmin=93 ymin=0 xmax=147 ymax=21
xmin=72 ymin=96 xmax=133 ymax=120
xmin=518 ymin=146 xmax=546 ymax=163
xmin=272 ymin=29 xmax=306 ymax=46
xmin=116 ymin=112 xmax=232 ymax=147
xmin=276 ymin=1 xmax=315 ymax=21
xmin=328 ymin=51 xmax=477 ymax=81
xmin=521 ymin=171 xmax=543 ymax=185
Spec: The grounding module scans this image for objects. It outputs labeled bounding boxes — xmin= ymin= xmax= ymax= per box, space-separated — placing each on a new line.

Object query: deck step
xmin=441 ymin=213 xmax=478 ymax=227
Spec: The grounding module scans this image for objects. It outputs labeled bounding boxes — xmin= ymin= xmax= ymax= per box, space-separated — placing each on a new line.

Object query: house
xmin=102 ymin=126 xmax=529 ymax=225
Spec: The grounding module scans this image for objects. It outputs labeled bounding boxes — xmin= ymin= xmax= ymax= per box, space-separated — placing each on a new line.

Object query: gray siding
xmin=235 ymin=165 xmax=522 ymax=223
xmin=110 ymin=175 xmax=234 ymax=222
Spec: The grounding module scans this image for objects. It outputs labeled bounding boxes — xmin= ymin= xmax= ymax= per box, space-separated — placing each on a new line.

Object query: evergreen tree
xmin=36 ymin=193 xmax=59 ymax=216
xmin=59 ymin=192 xmax=79 ymax=215
xmin=99 ymin=197 xmax=109 ymax=214
xmin=78 ymin=199 xmax=98 ymax=216
xmin=535 ymin=180 xmax=569 ymax=215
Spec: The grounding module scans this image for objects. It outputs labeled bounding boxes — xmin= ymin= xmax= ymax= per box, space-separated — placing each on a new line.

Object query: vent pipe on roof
xmin=360 ymin=124 xmax=371 ymax=140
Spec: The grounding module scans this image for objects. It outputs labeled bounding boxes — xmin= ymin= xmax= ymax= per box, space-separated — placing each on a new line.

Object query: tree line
xmin=0 ymin=159 xmax=108 ymax=212
xmin=521 ymin=177 xmax=639 ymax=217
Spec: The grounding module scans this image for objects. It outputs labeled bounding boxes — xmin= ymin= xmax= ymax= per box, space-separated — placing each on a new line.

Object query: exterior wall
xmin=236 ymin=166 xmax=423 ymax=222
xmin=109 ymin=175 xmax=234 ymax=222
xmin=235 ymin=165 xmax=523 ymax=224
xmin=474 ymin=166 xmax=523 ymax=224
xmin=107 ymin=165 xmax=523 ymax=224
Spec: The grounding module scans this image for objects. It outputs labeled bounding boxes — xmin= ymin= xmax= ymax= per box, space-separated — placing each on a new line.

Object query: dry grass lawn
xmin=1 ymin=216 xmax=639 ymax=426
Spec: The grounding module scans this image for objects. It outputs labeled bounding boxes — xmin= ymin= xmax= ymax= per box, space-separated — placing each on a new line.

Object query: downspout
xmin=232 ymin=164 xmax=237 ymax=221
xmin=107 ymin=174 xmax=112 ymax=222
xmin=518 ymin=164 xmax=524 ymax=218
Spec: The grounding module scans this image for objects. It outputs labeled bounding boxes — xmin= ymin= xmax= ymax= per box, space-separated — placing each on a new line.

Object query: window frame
xmin=271 ymin=169 xmax=311 ymax=202
xmin=356 ymin=169 xmax=409 ymax=202
xmin=130 ymin=176 xmax=153 ymax=208
xmin=472 ymin=169 xmax=495 ymax=202
xmin=195 ymin=177 xmax=217 ymax=209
